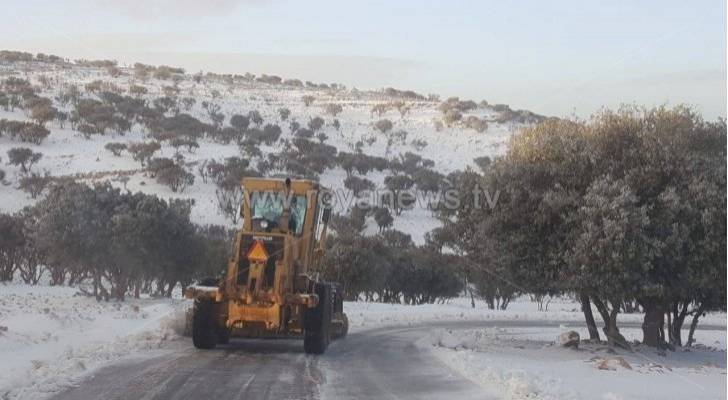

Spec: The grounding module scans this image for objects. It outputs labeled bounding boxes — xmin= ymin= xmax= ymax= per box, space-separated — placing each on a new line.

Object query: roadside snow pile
xmin=0 ymin=282 xmax=187 ymax=400
xmin=426 ymin=326 xmax=727 ymax=400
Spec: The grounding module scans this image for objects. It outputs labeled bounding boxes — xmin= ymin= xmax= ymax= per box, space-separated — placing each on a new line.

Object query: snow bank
xmin=0 ymin=282 xmax=187 ymax=399
xmin=426 ymin=326 xmax=727 ymax=400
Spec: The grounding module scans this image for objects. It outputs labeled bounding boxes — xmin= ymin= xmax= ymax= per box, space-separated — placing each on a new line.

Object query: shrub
xmin=84 ymin=80 xmax=122 ymax=94
xmin=19 ymin=172 xmax=51 ymax=198
xmin=129 ymin=85 xmax=148 ymax=97
xmin=105 ymin=142 xmax=127 ymax=156
xmin=181 ymin=97 xmax=196 ymax=111
xmin=308 ymin=117 xmax=325 ymax=132
xmin=78 ymin=123 xmax=98 ymax=138
xmin=153 ymin=65 xmax=184 ymax=80
xmin=107 ymin=66 xmax=121 ymax=78
xmin=148 ymin=114 xmax=208 ymax=142
xmin=29 ymin=102 xmax=57 ymax=126
xmin=163 ymin=86 xmax=181 ymax=97
xmin=248 ymin=110 xmax=263 ymax=127
xmin=464 ymin=115 xmax=488 ymax=133
xmin=239 ymin=139 xmax=262 ymax=159
xmin=443 ymin=109 xmax=462 ymax=126
xmin=148 ymin=158 xmax=194 ymax=193
xmin=344 ymin=175 xmax=375 ymax=196
xmin=0 ymin=120 xmax=51 ymax=144
xmin=371 ymin=103 xmax=389 ymax=118
xmin=324 ymin=103 xmax=343 ymax=116
xmin=153 ymin=96 xmax=178 ymax=114
xmin=228 ymin=114 xmax=250 ymax=132
xmin=382 ymin=174 xmax=416 ymax=216
xmin=302 ymin=95 xmax=315 ymax=106
xmin=473 ymin=156 xmax=491 ymax=173
xmin=411 ymin=139 xmax=428 ymax=151
xmin=170 ymin=137 xmax=199 ymax=153
xmin=128 ymin=141 xmax=161 ymax=167
xmin=438 ymin=97 xmax=477 ymax=113
xmin=295 ymin=128 xmax=314 ymax=139
xmin=7 ymin=148 xmax=42 ymax=173
xmin=278 ymin=108 xmax=291 ymax=121
xmin=256 ymin=74 xmax=282 ymax=84
xmin=373 ymin=207 xmax=394 ymax=232
xmin=374 ymin=119 xmax=393 ymax=134
xmin=262 ymin=124 xmax=282 ymax=144
xmin=74 ymin=98 xmax=116 ymax=135
xmin=390 ymin=100 xmax=411 ymax=119
xmin=84 ymin=80 xmax=103 ymax=93
xmin=55 ymin=85 xmax=80 ymax=106
xmin=20 ymin=123 xmax=50 ymax=144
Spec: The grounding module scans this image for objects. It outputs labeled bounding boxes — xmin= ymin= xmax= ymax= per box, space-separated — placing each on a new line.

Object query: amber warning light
xmin=247 ymin=240 xmax=269 ymax=262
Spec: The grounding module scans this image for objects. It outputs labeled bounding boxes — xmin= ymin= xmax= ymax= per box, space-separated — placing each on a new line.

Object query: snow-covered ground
xmin=0 ymin=282 xmax=188 ymax=399
xmin=346 ymin=296 xmax=727 ymax=333
xmin=1 ymin=282 xmax=724 ymax=400
xmin=427 ymin=327 xmax=726 ymax=400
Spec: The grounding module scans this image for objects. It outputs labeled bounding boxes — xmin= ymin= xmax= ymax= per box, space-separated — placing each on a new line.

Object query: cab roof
xmin=241 ymin=177 xmax=322 ymax=193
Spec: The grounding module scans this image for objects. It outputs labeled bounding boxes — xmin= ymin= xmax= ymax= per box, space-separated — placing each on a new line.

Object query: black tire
xmin=217 ymin=327 xmax=231 ymax=344
xmin=304 ymin=283 xmax=332 ymax=354
xmin=340 ymin=313 xmax=349 ymax=338
xmin=192 ymin=299 xmax=217 ymax=349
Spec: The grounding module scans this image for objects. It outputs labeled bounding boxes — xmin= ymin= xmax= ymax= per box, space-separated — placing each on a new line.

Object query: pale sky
xmin=2 ymin=0 xmax=725 ymax=119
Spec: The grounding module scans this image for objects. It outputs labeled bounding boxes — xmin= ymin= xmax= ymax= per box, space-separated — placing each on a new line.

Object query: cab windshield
xmin=250 ymin=191 xmax=307 ymax=235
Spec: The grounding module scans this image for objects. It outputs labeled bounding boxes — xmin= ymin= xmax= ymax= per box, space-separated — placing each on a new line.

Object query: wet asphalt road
xmin=50 ymin=320 xmax=726 ymax=400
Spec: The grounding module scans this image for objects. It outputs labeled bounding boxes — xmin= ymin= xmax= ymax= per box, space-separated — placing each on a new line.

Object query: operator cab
xmin=249 ymin=189 xmax=308 ymax=235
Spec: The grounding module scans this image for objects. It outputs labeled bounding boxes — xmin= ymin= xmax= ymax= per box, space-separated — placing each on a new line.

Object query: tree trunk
xmin=605 ymin=308 xmax=620 ymax=346
xmin=687 ymin=302 xmax=707 ymax=347
xmin=580 ymin=293 xmax=600 ymax=341
xmin=93 ymin=270 xmax=100 ymax=301
xmin=165 ymin=281 xmax=176 ymax=298
xmin=669 ymin=302 xmax=688 ymax=347
xmin=592 ymin=297 xmax=629 ymax=349
xmin=49 ymin=265 xmax=65 ymax=286
xmin=500 ymin=296 xmax=511 ymax=310
xmin=641 ymin=300 xmax=665 ymax=347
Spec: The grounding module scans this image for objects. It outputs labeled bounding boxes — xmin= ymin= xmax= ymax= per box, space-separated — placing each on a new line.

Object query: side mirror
xmin=322 ymin=207 xmax=332 ymax=224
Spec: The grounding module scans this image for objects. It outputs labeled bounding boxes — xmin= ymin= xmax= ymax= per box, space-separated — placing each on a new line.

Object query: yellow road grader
xmin=186 ymin=177 xmax=348 ymax=354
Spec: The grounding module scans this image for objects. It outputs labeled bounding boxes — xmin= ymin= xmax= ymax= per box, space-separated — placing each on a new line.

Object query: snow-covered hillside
xmin=0 ymin=59 xmax=530 ymax=243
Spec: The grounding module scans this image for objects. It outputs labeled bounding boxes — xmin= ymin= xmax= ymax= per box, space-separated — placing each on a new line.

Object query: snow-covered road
xmin=2 ymin=285 xmax=724 ymax=400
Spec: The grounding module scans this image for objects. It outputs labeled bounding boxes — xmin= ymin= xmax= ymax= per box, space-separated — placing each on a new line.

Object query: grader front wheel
xmin=192 ymin=299 xmax=218 ymax=349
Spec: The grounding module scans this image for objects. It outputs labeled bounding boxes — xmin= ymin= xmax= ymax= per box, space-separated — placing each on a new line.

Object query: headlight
xmin=260 ymin=220 xmax=268 ymax=229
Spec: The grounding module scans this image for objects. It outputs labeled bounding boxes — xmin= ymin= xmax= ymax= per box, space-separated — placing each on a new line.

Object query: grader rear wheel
xmin=217 ymin=327 xmax=231 ymax=345
xmin=304 ymin=283 xmax=332 ymax=354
